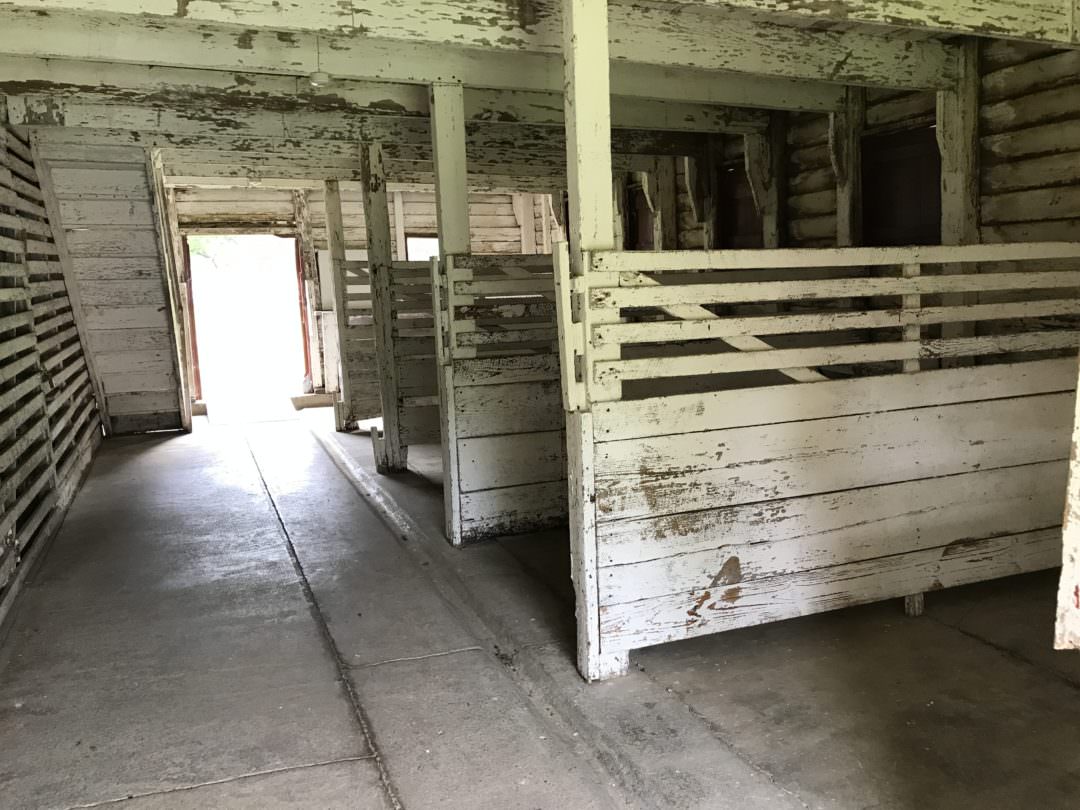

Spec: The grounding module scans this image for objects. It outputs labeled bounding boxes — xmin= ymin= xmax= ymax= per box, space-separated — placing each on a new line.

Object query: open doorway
xmin=186 ymin=234 xmax=310 ymax=425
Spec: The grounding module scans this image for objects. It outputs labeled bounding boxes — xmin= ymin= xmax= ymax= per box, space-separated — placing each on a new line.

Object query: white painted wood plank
xmin=599 ymin=529 xmax=1059 ymax=651
xmin=594 ymin=393 xmax=1072 ymax=522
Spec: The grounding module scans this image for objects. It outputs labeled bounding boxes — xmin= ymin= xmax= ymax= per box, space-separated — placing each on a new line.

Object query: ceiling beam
xmin=653 ymin=0 xmax=1079 ymax=48
xmin=0 ymin=56 xmax=771 ymax=130
xmin=0 ymin=5 xmax=953 ymax=91
xmin=8 ymin=94 xmax=717 ymax=157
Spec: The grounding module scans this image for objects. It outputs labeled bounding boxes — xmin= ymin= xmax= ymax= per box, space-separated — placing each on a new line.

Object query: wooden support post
xmin=293 ymin=189 xmax=323 ymax=392
xmin=430 ymin=81 xmax=469 ymax=545
xmin=362 ymin=143 xmax=407 ymax=473
xmin=430 ymin=82 xmax=469 ymax=256
xmin=1056 ymin=356 xmax=1080 ymax=650
xmin=831 ymin=87 xmax=865 ymax=248
xmin=938 ymin=38 xmax=980 ymax=359
xmin=744 ymin=112 xmax=786 ymax=250
xmin=656 ymin=157 xmax=678 ymax=251
xmin=563 ymin=0 xmax=616 ymax=263
xmin=145 ymin=150 xmax=193 ymax=432
xmin=325 ymin=178 xmax=353 ymax=431
xmin=562 ymin=0 xmax=628 ymax=681
xmin=392 ymin=190 xmax=407 ymax=261
xmin=901 ymin=260 xmax=925 ymax=617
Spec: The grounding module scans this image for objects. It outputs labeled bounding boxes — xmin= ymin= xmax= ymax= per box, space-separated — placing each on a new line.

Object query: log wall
xmin=980 ymin=41 xmax=1080 ymax=245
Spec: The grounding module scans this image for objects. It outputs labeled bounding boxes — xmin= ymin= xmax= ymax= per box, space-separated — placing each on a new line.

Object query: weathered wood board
xmin=33 ymin=130 xmax=182 ymax=434
xmin=0 ymin=122 xmax=102 ymax=625
xmin=557 ymin=242 xmax=1080 ymax=679
xmin=433 ymin=253 xmax=566 ymax=544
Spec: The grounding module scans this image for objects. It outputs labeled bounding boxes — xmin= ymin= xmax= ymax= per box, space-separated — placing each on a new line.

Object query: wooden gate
xmin=432 ymin=253 xmax=566 ymax=544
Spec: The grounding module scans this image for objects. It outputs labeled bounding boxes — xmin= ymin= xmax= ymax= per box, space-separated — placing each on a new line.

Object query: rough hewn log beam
xmin=0 ymin=4 xmax=954 ymax=90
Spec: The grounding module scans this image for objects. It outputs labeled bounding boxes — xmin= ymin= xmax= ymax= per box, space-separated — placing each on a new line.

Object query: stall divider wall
xmin=432 ymin=252 xmax=565 ymax=545
xmin=31 ymin=130 xmax=185 ymax=434
xmin=556 ymin=241 xmax=1080 ymax=680
xmin=0 ymin=123 xmax=102 ymax=626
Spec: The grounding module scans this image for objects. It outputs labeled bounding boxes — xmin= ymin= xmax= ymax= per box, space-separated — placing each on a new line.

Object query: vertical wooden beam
xmin=656 ymin=157 xmax=678 ymax=250
xmin=392 ymin=190 xmax=407 ymax=261
xmin=145 ymin=150 xmax=193 ymax=432
xmin=324 ymin=178 xmax=352 ymax=431
xmin=562 ymin=0 xmax=627 ymax=681
xmin=831 ymin=87 xmax=865 ymax=248
xmin=938 ymin=38 xmax=980 ymax=358
xmin=938 ymin=39 xmax=980 ymax=249
xmin=563 ymin=0 xmax=616 ymax=262
xmin=430 ymin=82 xmax=469 ymax=256
xmin=1056 ymin=356 xmax=1080 ymax=650
xmin=541 ymin=195 xmax=553 ymax=254
xmin=744 ymin=112 xmax=786 ymax=250
xmin=362 ymin=143 xmax=407 ymax=473
xmin=293 ymin=189 xmax=323 ymax=392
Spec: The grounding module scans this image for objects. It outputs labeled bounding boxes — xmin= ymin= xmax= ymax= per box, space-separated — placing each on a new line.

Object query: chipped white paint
xmin=0 ymin=3 xmax=957 ymax=89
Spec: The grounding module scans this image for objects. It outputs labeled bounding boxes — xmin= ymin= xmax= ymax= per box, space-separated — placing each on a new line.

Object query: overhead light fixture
xmin=308 ymin=38 xmax=330 ymax=87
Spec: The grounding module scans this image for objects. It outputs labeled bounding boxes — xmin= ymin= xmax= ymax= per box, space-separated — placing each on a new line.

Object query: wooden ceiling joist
xmin=0 ymin=57 xmax=771 ymax=131
xmin=0 ymin=4 xmax=954 ymax=92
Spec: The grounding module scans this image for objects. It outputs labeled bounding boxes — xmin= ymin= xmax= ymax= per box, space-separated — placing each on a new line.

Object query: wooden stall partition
xmin=325 ymin=179 xmax=380 ymax=430
xmin=31 ymin=131 xmax=184 ymax=434
xmin=370 ymin=259 xmax=440 ymax=468
xmin=0 ymin=123 xmax=102 ymax=624
xmin=432 ymin=252 xmax=565 ymax=545
xmin=556 ymin=241 xmax=1080 ymax=680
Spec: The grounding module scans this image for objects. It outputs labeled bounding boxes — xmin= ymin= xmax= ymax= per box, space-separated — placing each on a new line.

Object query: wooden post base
xmin=904 ymin=593 xmax=925 ymax=617
xmin=371 ymin=428 xmax=409 ymax=474
xmin=580 ymin=649 xmax=630 ymax=682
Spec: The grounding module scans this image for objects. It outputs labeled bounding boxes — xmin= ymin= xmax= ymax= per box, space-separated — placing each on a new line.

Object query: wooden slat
xmin=594 ymin=331 xmax=1080 ymax=382
xmin=591 ymin=271 xmax=1080 ymax=310
xmin=594 ymin=393 xmax=1071 ymax=522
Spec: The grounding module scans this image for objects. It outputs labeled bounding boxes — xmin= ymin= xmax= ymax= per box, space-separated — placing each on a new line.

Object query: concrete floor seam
xmin=60 ymin=755 xmax=380 ymax=809
xmin=346 ymin=645 xmax=485 ymax=670
xmin=244 ymin=435 xmax=405 ymax=810
xmin=310 ymin=428 xmax=690 ymax=809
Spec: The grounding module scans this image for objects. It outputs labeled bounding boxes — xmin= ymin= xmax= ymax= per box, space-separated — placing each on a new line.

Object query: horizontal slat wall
xmin=435 ymin=254 xmax=565 ymax=544
xmin=559 ymin=243 xmax=1080 ymax=675
xmin=593 ymin=364 xmax=1070 ymax=649
xmin=34 ymin=132 xmax=182 ymax=434
xmin=308 ymin=189 xmax=531 ymax=255
xmin=0 ymin=123 xmax=101 ymax=616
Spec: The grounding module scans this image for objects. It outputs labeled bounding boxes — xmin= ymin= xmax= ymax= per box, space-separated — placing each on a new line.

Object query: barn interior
xmin=2 ymin=1 xmax=1080 ymax=807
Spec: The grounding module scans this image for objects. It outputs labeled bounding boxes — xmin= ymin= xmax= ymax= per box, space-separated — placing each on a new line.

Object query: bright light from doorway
xmin=405 ymin=236 xmax=440 ymax=262
xmin=188 ymin=234 xmax=306 ymax=425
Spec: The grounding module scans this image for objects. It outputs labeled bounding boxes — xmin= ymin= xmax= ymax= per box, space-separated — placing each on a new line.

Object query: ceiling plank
xmin=0 ymin=5 xmax=954 ymax=90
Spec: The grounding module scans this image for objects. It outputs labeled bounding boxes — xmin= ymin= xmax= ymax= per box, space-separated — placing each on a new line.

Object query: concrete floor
xmin=1 ymin=415 xmax=1078 ymax=809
